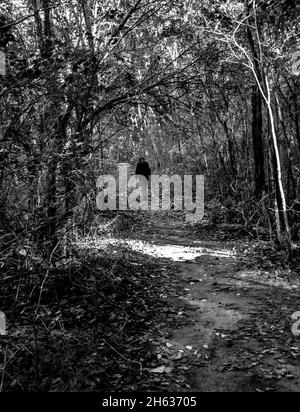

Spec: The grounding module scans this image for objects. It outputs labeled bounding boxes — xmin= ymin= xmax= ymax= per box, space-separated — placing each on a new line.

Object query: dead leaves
xmin=150 ymin=366 xmax=173 ymax=374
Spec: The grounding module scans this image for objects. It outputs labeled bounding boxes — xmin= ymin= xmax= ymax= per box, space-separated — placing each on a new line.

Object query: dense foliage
xmin=0 ymin=0 xmax=299 ymax=393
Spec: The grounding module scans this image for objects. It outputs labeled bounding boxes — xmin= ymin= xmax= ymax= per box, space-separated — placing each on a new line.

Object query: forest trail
xmin=108 ymin=212 xmax=300 ymax=392
xmin=1 ymin=0 xmax=299 ymax=395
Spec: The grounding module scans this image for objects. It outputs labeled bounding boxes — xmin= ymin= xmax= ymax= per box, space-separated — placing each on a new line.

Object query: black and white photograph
xmin=0 ymin=0 xmax=300 ymax=397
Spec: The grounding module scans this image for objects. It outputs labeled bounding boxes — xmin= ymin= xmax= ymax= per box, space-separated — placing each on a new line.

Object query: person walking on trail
xmin=135 ymin=157 xmax=151 ymax=205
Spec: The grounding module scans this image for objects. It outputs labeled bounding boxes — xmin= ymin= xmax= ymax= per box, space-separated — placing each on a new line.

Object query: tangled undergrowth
xmin=0 ymin=225 xmax=190 ymax=392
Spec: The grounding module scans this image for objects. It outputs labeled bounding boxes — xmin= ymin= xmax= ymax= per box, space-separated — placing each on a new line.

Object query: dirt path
xmin=3 ymin=213 xmax=299 ymax=392
xmin=123 ymin=213 xmax=300 ymax=392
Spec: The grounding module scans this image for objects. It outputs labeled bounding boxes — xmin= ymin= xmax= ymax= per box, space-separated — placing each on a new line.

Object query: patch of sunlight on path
xmin=78 ymin=237 xmax=236 ymax=262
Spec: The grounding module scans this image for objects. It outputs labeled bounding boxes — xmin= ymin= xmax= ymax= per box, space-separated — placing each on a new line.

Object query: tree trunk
xmin=251 ymin=84 xmax=265 ymax=199
xmin=265 ymin=77 xmax=291 ymax=243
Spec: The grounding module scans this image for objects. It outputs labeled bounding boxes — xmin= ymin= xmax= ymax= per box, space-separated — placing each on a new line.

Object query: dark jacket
xmin=135 ymin=160 xmax=151 ymax=180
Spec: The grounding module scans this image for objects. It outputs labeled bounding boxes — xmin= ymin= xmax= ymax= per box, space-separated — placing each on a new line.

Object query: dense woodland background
xmin=0 ymin=0 xmax=300 ymax=252
xmin=0 ymin=0 xmax=300 ymax=392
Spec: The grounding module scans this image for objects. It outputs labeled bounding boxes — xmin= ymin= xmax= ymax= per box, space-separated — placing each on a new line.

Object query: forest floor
xmin=1 ymin=211 xmax=300 ymax=392
xmin=100 ymin=211 xmax=300 ymax=392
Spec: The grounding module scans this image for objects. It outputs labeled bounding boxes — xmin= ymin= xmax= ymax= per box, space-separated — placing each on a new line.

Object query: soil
xmin=113 ymin=212 xmax=300 ymax=392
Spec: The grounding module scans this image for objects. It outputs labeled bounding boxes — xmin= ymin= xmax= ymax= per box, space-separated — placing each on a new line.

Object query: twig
xmin=34 ymin=240 xmax=61 ymax=319
xmin=102 ymin=339 xmax=143 ymax=375
xmin=0 ymin=344 xmax=8 ymax=393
